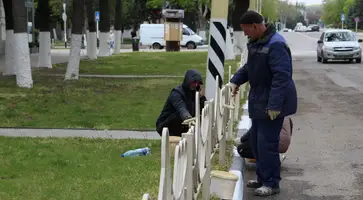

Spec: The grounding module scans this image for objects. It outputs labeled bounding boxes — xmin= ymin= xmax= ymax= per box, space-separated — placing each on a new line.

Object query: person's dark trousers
xmin=250 ymin=117 xmax=284 ymax=188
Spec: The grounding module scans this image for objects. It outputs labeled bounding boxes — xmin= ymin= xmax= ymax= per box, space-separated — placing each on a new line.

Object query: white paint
xmin=53 ymin=28 xmax=58 ymax=40
xmin=199 ymin=30 xmax=207 ymax=41
xmin=65 ymin=34 xmax=82 ymax=80
xmin=114 ymin=30 xmax=122 ymax=54
xmin=233 ymin=31 xmax=246 ymax=55
xmin=87 ymin=32 xmax=97 ymax=60
xmin=98 ymin=32 xmax=110 ymax=57
xmin=205 ymin=18 xmax=228 ymax=100
xmin=3 ymin=30 xmax=16 ymax=75
xmin=14 ymin=32 xmax=33 ymax=88
xmin=226 ymin=28 xmax=235 ymax=60
xmin=37 ymin=31 xmax=52 ymax=68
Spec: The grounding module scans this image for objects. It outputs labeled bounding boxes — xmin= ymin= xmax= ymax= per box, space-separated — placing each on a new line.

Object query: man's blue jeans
xmin=250 ymin=117 xmax=284 ymax=188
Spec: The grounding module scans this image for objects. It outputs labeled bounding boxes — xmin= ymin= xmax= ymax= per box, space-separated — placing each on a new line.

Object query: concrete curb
xmin=0 ymin=128 xmax=160 ymax=140
xmin=229 ymin=100 xmax=252 ymax=200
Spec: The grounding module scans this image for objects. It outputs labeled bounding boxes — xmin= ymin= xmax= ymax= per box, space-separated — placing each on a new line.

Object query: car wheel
xmin=356 ymin=58 xmax=362 ymax=63
xmin=349 ymin=59 xmax=354 ymax=63
xmin=321 ymin=51 xmax=328 ymax=63
xmin=152 ymin=43 xmax=162 ymax=49
xmin=317 ymin=55 xmax=322 ymax=62
xmin=186 ymin=42 xmax=196 ymax=49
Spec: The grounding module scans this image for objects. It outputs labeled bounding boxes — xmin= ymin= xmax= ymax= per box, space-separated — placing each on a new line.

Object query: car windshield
xmin=185 ymin=27 xmax=195 ymax=35
xmin=324 ymin=32 xmax=356 ymax=42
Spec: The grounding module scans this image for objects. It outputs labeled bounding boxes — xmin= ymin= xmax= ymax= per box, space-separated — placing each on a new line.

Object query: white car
xmin=317 ymin=29 xmax=362 ymax=63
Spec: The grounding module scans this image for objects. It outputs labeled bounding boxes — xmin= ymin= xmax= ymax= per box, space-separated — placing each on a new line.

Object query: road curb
xmin=229 ymin=100 xmax=251 ymax=200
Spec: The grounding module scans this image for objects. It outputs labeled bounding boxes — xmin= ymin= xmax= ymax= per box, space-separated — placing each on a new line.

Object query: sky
xmin=288 ymin=0 xmax=323 ymax=6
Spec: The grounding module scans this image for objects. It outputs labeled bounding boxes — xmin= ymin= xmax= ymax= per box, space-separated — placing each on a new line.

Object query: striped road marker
xmin=205 ymin=0 xmax=229 ymax=100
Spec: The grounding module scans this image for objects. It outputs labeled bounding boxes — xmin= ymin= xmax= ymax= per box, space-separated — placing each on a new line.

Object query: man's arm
xmin=169 ymin=91 xmax=192 ymax=120
xmin=267 ymin=42 xmax=292 ymax=111
xmin=230 ymin=63 xmax=249 ymax=86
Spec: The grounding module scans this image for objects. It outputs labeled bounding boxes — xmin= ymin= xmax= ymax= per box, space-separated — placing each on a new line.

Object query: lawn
xmin=0 ymin=75 xmax=182 ymax=130
xmin=39 ymin=52 xmax=239 ymax=81
xmin=0 ymin=137 xmax=161 ymax=200
xmin=0 ymin=52 xmax=240 ymax=130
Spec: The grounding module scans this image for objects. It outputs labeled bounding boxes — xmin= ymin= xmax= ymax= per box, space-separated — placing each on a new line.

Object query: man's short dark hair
xmin=239 ymin=11 xmax=264 ymax=24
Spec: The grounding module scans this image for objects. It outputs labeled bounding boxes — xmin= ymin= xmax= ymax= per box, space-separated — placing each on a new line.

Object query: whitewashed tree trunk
xmin=98 ymin=32 xmax=109 ymax=57
xmin=233 ymin=31 xmax=245 ymax=56
xmin=65 ymin=34 xmax=82 ymax=80
xmin=53 ymin=28 xmax=57 ymax=40
xmin=226 ymin=29 xmax=235 ymax=60
xmin=14 ymin=32 xmax=33 ymax=88
xmin=114 ymin=30 xmax=121 ymax=53
xmin=88 ymin=32 xmax=97 ymax=59
xmin=3 ymin=30 xmax=16 ymax=75
xmin=37 ymin=31 xmax=52 ymax=68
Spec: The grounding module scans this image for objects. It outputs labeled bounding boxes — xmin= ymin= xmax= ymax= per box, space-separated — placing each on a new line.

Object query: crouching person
xmin=237 ymin=117 xmax=293 ymax=160
xmin=156 ymin=69 xmax=207 ymax=137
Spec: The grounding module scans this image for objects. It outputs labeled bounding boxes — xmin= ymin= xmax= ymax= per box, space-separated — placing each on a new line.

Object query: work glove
xmin=182 ymin=117 xmax=196 ymax=126
xmin=267 ymin=110 xmax=281 ymax=120
xmin=226 ymin=82 xmax=239 ymax=96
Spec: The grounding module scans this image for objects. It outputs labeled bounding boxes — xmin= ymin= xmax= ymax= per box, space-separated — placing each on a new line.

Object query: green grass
xmin=0 ymin=76 xmax=182 ymax=130
xmin=40 ymin=52 xmax=238 ymax=81
xmin=2 ymin=52 xmax=239 ymax=129
xmin=0 ymin=137 xmax=161 ymax=200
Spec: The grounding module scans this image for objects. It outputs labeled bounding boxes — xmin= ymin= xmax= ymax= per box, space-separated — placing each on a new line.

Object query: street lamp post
xmin=62 ymin=2 xmax=67 ymax=48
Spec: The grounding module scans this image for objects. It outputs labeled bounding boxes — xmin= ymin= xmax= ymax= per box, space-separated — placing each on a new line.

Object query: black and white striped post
xmin=205 ymin=0 xmax=229 ymax=100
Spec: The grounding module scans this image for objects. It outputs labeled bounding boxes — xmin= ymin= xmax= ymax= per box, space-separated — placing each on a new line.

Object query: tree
xmin=12 ymin=0 xmax=33 ymax=88
xmin=36 ymin=0 xmax=53 ymax=68
xmin=114 ymin=0 xmax=122 ymax=53
xmin=2 ymin=0 xmax=15 ymax=76
xmin=65 ymin=0 xmax=85 ymax=80
xmin=86 ymin=0 xmax=97 ymax=59
xmin=262 ymin=0 xmax=278 ymax=22
xmin=232 ymin=0 xmax=249 ymax=55
xmin=98 ymin=0 xmax=110 ymax=57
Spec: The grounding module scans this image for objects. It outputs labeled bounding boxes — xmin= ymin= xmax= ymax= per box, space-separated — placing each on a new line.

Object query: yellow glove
xmin=267 ymin=110 xmax=280 ymax=120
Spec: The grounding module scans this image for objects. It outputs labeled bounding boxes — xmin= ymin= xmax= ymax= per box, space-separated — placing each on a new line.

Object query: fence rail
xmin=143 ymin=49 xmax=248 ymax=200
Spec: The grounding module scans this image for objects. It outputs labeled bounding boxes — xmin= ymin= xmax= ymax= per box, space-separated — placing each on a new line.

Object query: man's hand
xmin=199 ymin=85 xmax=204 ymax=97
xmin=226 ymin=82 xmax=238 ymax=96
xmin=267 ymin=110 xmax=281 ymax=120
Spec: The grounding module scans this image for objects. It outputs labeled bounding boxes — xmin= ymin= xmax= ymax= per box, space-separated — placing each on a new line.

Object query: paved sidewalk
xmin=0 ymin=128 xmax=160 ymax=140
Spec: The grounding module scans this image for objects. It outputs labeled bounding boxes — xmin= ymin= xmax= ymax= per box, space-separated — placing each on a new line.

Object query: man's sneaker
xmin=246 ymin=180 xmax=262 ymax=188
xmin=253 ymin=186 xmax=280 ymax=196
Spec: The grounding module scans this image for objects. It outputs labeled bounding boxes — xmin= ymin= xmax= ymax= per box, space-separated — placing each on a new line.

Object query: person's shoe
xmin=253 ymin=186 xmax=280 ymax=196
xmin=246 ymin=180 xmax=262 ymax=188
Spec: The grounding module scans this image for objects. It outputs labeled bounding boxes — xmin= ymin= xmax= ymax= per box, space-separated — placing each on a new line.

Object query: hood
xmin=182 ymin=69 xmax=203 ymax=89
xmin=324 ymin=41 xmax=360 ymax=48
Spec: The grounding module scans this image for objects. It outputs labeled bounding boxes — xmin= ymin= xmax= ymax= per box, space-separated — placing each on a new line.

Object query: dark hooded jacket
xmin=230 ymin=24 xmax=297 ymax=119
xmin=156 ymin=69 xmax=207 ymax=136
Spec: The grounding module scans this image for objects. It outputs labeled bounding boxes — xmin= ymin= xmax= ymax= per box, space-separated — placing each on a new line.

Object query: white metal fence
xmin=142 ymin=54 xmax=248 ymax=199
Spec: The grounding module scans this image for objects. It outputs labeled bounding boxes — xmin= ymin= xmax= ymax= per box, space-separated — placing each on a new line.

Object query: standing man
xmin=227 ymin=11 xmax=297 ymax=196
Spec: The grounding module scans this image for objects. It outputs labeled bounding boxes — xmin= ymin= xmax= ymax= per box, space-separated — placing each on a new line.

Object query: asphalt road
xmin=243 ymin=32 xmax=363 ymax=200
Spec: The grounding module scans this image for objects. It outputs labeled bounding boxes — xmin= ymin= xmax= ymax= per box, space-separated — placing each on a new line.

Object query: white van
xmin=139 ymin=24 xmax=204 ymax=49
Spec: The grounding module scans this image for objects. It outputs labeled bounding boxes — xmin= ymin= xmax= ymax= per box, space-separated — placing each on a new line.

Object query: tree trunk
xmin=12 ymin=0 xmax=33 ymax=88
xmin=114 ymin=0 xmax=122 ymax=54
xmin=86 ymin=0 xmax=97 ymax=59
xmin=37 ymin=0 xmax=52 ymax=68
xmin=98 ymin=0 xmax=110 ymax=57
xmin=65 ymin=0 xmax=84 ymax=80
xmin=3 ymin=0 xmax=15 ymax=76
xmin=232 ymin=0 xmax=249 ymax=55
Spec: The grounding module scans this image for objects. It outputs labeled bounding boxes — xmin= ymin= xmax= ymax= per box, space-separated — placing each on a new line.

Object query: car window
xmin=324 ymin=32 xmax=356 ymax=42
xmin=182 ymin=28 xmax=190 ymax=35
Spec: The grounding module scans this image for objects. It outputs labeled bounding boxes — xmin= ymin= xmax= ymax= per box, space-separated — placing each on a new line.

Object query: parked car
xmin=306 ymin=25 xmax=320 ymax=32
xmin=316 ymin=29 xmax=362 ymax=63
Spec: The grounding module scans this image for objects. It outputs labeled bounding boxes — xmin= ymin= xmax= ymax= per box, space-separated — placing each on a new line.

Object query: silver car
xmin=316 ymin=29 xmax=362 ymax=63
